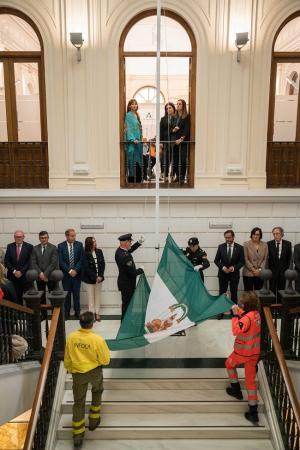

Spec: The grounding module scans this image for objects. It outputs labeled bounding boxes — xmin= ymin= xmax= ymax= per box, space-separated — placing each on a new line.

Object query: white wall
xmin=1 ymin=190 xmax=300 ymax=313
xmin=1 ymin=0 xmax=299 ymax=190
xmin=0 ymin=361 xmax=40 ymax=425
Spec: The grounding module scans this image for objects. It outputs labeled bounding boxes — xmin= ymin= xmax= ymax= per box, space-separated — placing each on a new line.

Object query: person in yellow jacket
xmin=64 ymin=311 xmax=110 ymax=449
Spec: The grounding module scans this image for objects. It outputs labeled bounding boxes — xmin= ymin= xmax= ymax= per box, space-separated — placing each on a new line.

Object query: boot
xmin=89 ymin=417 xmax=101 ymax=431
xmin=245 ymin=404 xmax=259 ymax=423
xmin=226 ymin=382 xmax=243 ymax=400
xmin=73 ymin=438 xmax=83 ymax=449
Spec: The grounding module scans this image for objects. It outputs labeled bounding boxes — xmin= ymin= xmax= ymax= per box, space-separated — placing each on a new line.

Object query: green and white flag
xmin=107 ymin=233 xmax=234 ymax=351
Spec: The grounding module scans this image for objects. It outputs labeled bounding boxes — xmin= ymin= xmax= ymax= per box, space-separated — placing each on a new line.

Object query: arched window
xmin=267 ymin=13 xmax=300 ymax=187
xmin=133 ymin=86 xmax=165 ymax=139
xmin=119 ymin=10 xmax=196 ymax=187
xmin=0 ymin=8 xmax=48 ymax=188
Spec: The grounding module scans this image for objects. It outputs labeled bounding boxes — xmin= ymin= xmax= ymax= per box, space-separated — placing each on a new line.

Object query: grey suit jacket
xmin=30 ymin=243 xmax=59 ymax=278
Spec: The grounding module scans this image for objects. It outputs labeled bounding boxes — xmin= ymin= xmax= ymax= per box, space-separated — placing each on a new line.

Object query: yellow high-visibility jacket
xmin=64 ymin=328 xmax=110 ymax=373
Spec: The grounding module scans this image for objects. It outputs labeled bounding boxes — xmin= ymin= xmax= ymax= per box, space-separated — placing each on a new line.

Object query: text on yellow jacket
xmin=64 ymin=328 xmax=110 ymax=373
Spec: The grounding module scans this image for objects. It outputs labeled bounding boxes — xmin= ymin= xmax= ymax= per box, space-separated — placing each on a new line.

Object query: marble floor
xmin=0 ymin=410 xmax=31 ymax=450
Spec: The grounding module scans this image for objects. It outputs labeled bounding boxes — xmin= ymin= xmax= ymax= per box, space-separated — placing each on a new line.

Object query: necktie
xmin=16 ymin=244 xmax=21 ymax=260
xmin=42 ymin=246 xmax=45 ymax=255
xmin=276 ymin=242 xmax=280 ymax=257
xmin=69 ymin=244 xmax=74 ymax=269
xmin=227 ymin=245 xmax=232 ymax=261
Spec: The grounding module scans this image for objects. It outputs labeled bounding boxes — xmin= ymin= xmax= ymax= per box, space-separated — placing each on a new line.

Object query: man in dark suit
xmin=115 ymin=233 xmax=144 ymax=321
xmin=30 ymin=231 xmax=59 ymax=306
xmin=4 ymin=230 xmax=33 ymax=305
xmin=214 ymin=230 xmax=245 ymax=318
xmin=293 ymin=242 xmax=300 ymax=293
xmin=58 ymin=229 xmax=84 ymax=319
xmin=267 ymin=227 xmax=292 ymax=297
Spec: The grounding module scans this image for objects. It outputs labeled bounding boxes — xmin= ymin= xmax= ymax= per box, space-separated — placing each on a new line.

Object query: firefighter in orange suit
xmin=64 ymin=311 xmax=110 ymax=449
xmin=225 ymin=291 xmax=261 ymax=423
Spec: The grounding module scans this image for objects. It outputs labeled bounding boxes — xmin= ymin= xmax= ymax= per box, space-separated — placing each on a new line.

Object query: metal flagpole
xmin=155 ymin=0 xmax=161 ymax=268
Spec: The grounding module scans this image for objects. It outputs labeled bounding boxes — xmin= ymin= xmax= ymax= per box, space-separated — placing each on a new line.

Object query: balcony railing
xmin=267 ymin=141 xmax=300 ymax=188
xmin=120 ymin=140 xmax=195 ymax=188
xmin=0 ymin=141 xmax=48 ymax=188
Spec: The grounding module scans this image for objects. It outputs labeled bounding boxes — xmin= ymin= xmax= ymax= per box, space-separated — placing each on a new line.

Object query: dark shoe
xmin=245 ymin=405 xmax=259 ymax=423
xmin=89 ymin=418 xmax=100 ymax=431
xmin=73 ymin=438 xmax=83 ymax=449
xmin=65 ymin=311 xmax=70 ymax=320
xmin=226 ymin=383 xmax=243 ymax=400
xmin=217 ymin=314 xmax=224 ymax=320
xmin=74 ymin=312 xmax=80 ymax=319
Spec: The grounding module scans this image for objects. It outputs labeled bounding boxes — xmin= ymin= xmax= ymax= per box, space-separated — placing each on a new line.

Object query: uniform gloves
xmin=194 ymin=264 xmax=203 ymax=271
xmin=138 ymin=235 xmax=145 ymax=244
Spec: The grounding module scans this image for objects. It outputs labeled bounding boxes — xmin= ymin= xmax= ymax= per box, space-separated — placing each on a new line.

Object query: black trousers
xmin=172 ymin=144 xmax=187 ymax=182
xmin=120 ymin=286 xmax=135 ymax=321
xmin=218 ymin=276 xmax=239 ymax=303
xmin=243 ymin=276 xmax=263 ymax=291
xmin=162 ymin=143 xmax=172 ymax=178
xmin=10 ymin=275 xmax=31 ymax=305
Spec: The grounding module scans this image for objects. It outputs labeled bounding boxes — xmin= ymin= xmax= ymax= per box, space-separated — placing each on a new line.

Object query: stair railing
xmin=262 ymin=305 xmax=300 ymax=450
xmin=0 ymin=299 xmax=35 ymax=364
xmin=23 ymin=305 xmax=61 ymax=450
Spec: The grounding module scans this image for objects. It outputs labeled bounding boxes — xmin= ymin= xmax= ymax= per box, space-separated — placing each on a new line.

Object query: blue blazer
xmin=5 ymin=241 xmax=33 ymax=279
xmin=57 ymin=240 xmax=84 ymax=276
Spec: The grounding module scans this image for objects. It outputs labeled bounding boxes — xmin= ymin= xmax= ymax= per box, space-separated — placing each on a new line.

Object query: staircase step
xmin=61 ymin=400 xmax=264 ymax=414
xmin=65 ymin=378 xmax=248 ymax=390
xmin=57 ymin=413 xmax=270 ymax=440
xmin=55 ymin=439 xmax=274 ymax=450
xmin=61 ymin=389 xmax=263 ymax=414
xmin=68 ymin=368 xmax=245 ymax=379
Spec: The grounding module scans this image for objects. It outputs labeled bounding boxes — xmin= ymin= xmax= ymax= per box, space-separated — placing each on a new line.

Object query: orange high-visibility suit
xmin=225 ymin=307 xmax=261 ymax=405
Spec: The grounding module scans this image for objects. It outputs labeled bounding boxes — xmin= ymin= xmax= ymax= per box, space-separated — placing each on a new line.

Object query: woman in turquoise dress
xmin=124 ymin=99 xmax=143 ymax=183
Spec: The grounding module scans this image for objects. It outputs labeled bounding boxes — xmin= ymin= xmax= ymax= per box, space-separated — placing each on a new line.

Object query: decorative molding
xmin=1 ymin=189 xmax=300 ymax=204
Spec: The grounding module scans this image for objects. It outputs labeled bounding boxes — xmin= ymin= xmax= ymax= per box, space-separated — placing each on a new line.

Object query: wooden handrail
xmin=40 ymin=304 xmax=53 ymax=310
xmin=23 ymin=306 xmax=61 ymax=450
xmin=0 ymin=298 xmax=34 ymax=315
xmin=263 ymin=306 xmax=300 ymax=426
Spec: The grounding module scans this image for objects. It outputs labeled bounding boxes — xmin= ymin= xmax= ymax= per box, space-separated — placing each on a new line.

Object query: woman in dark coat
xmin=81 ymin=237 xmax=105 ymax=321
xmin=173 ymin=99 xmax=191 ymax=183
xmin=160 ymin=102 xmax=176 ymax=180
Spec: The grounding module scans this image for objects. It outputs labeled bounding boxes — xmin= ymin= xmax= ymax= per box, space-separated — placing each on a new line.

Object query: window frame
xmin=0 ymin=7 xmax=47 ymax=143
xmin=119 ymin=9 xmax=196 ymax=188
xmin=267 ymin=11 xmax=300 ymax=187
xmin=0 ymin=7 xmax=48 ymax=188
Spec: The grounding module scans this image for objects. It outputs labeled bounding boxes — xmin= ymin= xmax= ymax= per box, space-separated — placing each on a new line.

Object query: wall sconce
xmin=235 ymin=32 xmax=249 ymax=63
xmin=70 ymin=32 xmax=84 ymax=62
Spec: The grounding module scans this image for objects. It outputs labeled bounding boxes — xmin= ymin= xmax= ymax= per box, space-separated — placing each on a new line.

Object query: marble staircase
xmin=55 ymin=368 xmax=275 ymax=449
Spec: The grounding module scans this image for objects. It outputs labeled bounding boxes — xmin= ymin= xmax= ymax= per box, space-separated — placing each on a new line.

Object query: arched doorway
xmin=267 ymin=12 xmax=300 ymax=187
xmin=0 ymin=8 xmax=48 ymax=188
xmin=119 ymin=9 xmax=196 ymax=187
